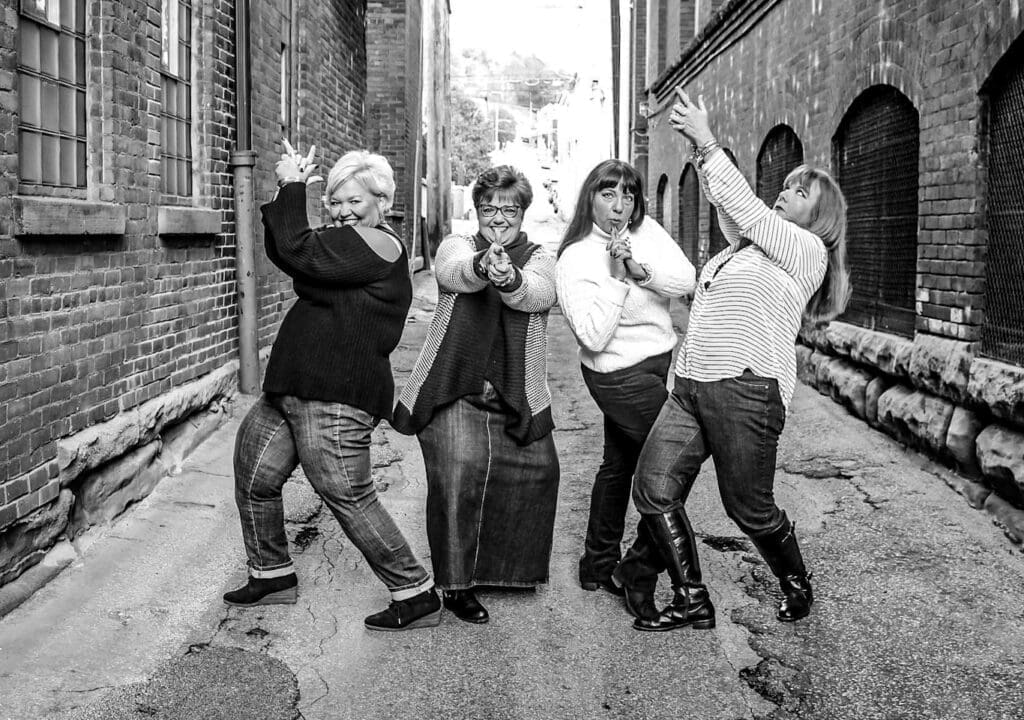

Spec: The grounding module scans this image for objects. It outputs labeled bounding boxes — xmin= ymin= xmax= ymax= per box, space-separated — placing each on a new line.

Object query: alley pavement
xmin=2 ymin=212 xmax=1024 ymax=720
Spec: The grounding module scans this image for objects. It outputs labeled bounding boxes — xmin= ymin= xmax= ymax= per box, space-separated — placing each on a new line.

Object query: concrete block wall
xmin=642 ymin=0 xmax=1024 ymax=534
xmin=0 ymin=0 xmax=371 ymax=585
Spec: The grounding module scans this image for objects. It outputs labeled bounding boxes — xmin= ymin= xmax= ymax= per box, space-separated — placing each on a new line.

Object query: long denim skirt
xmin=417 ymin=387 xmax=560 ymax=590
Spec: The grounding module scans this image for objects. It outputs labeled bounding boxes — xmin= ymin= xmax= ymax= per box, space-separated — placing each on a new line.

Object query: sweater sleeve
xmin=497 ymin=246 xmax=557 ymax=313
xmin=555 ymin=247 xmax=630 ymax=352
xmin=434 ymin=234 xmax=491 ymax=294
xmin=261 ymin=182 xmax=395 ymax=285
xmin=629 ymin=219 xmax=696 ymax=298
xmin=700 ymin=151 xmax=826 ymax=279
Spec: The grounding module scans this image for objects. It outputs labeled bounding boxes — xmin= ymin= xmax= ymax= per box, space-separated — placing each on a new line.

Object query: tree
xmin=450 ymin=87 xmax=492 ymax=186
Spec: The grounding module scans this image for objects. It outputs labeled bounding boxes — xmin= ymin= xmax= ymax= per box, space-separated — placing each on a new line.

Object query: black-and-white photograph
xmin=1 ymin=1 xmax=1023 ymax=718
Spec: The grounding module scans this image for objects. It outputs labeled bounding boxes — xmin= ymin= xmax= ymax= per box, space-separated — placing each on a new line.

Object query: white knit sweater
xmin=556 ymin=217 xmax=696 ymax=373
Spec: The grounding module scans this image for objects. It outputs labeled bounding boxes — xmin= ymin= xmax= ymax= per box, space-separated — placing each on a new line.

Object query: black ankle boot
xmin=223 ymin=573 xmax=298 ymax=607
xmin=751 ymin=518 xmax=814 ymax=622
xmin=364 ymin=588 xmax=442 ymax=631
xmin=611 ymin=566 xmax=657 ymax=621
xmin=632 ymin=510 xmax=715 ymax=632
xmin=443 ymin=589 xmax=489 ymax=624
xmin=634 ymin=584 xmax=716 ymax=632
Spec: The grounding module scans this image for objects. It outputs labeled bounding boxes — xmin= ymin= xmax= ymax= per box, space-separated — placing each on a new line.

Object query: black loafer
xmin=581 ymin=577 xmax=625 ymax=597
xmin=443 ymin=589 xmax=489 ymax=624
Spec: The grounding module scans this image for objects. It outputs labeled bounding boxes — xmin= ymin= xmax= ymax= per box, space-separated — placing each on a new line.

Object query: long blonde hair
xmin=784 ymin=165 xmax=851 ymax=323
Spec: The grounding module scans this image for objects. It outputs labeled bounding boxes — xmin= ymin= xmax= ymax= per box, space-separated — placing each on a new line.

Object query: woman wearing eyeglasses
xmin=555 ymin=159 xmax=695 ymax=618
xmin=393 ymin=165 xmax=559 ymax=624
xmin=225 ymin=146 xmax=440 ymax=632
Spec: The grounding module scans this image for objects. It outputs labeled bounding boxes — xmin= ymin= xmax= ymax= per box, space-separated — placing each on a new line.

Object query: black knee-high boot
xmin=633 ymin=509 xmax=715 ymax=632
xmin=751 ymin=518 xmax=813 ymax=622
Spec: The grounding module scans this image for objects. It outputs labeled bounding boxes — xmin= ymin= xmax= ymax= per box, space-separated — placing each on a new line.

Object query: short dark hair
xmin=472 ymin=165 xmax=533 ymax=210
xmin=557 ymin=160 xmax=646 ymax=258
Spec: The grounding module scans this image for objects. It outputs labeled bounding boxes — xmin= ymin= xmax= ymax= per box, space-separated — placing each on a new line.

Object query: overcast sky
xmin=448 ymin=0 xmax=612 ymax=82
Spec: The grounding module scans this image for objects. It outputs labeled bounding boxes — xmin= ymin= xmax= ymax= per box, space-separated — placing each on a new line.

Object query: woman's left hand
xmin=486 ymin=244 xmax=514 ymax=287
xmin=669 ymin=89 xmax=715 ymax=147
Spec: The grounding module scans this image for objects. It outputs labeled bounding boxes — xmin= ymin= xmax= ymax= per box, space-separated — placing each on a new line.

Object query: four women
xmin=232 ymin=82 xmax=847 ymax=630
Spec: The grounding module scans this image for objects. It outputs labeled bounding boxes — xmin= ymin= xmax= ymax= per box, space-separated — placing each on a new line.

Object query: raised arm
xmin=699 ymin=152 xmax=824 ymax=278
xmin=261 ymin=183 xmax=396 ymax=285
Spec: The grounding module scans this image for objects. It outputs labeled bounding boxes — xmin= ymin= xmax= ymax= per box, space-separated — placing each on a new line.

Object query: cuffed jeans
xmin=617 ymin=371 xmax=787 ymax=590
xmin=578 ymin=352 xmax=671 ymax=582
xmin=233 ymin=394 xmax=432 ymax=600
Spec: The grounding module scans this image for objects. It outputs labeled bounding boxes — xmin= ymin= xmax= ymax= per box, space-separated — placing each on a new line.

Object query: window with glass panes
xmin=161 ymin=0 xmax=192 ymax=197
xmin=18 ymin=0 xmax=87 ymax=188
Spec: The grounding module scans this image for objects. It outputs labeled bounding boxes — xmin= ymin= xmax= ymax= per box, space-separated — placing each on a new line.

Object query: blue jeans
xmin=618 ymin=372 xmax=787 ymax=589
xmin=233 ymin=394 xmax=432 ymax=600
xmin=579 ymin=352 xmax=671 ymax=582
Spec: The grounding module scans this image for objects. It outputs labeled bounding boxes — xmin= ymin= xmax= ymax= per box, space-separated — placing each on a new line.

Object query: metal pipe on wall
xmin=231 ymin=0 xmax=260 ymax=394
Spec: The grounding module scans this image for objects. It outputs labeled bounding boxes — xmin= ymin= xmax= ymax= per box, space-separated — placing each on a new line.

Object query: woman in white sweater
xmin=555 ymin=159 xmax=695 ymax=618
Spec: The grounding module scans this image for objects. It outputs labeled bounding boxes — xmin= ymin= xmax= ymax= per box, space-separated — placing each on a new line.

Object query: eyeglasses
xmin=478 ymin=204 xmax=521 ymax=218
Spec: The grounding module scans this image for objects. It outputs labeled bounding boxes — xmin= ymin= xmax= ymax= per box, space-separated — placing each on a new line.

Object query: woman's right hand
xmin=278 ymin=139 xmax=323 ymax=186
xmin=669 ymin=89 xmax=715 ymax=148
xmin=606 ymin=226 xmax=629 ymax=280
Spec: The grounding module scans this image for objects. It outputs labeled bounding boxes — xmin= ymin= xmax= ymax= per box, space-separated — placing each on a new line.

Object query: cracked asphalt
xmin=1 ymin=215 xmax=1023 ymax=719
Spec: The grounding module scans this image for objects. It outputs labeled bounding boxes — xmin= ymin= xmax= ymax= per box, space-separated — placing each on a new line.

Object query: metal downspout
xmin=231 ymin=0 xmax=259 ymax=393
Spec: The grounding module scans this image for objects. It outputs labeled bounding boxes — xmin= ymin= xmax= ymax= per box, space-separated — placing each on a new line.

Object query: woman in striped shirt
xmin=621 ymin=89 xmax=850 ymax=631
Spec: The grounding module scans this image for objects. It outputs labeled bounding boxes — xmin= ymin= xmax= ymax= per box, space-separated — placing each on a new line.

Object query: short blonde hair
xmin=325 ymin=150 xmax=396 ymax=213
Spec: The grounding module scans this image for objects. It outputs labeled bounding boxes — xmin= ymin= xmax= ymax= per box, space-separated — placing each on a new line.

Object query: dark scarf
xmin=394 ymin=232 xmax=554 ymax=445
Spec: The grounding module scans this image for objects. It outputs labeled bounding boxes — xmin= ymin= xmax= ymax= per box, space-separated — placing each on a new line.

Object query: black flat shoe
xmin=443 ymin=589 xmax=489 ymax=624
xmin=580 ymin=577 xmax=625 ymax=597
xmin=223 ymin=573 xmax=298 ymax=607
xmin=364 ymin=588 xmax=442 ymax=632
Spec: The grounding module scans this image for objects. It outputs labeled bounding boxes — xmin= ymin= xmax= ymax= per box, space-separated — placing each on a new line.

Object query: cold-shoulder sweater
xmin=260 ymin=182 xmax=412 ymax=420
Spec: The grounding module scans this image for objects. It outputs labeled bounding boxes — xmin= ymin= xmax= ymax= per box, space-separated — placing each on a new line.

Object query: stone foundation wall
xmin=798 ymin=323 xmax=1024 ymax=545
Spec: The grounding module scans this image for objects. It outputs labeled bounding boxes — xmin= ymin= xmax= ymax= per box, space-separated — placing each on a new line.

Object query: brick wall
xmin=0 ymin=0 xmax=369 ymax=552
xmin=366 ymin=0 xmax=423 ymax=250
xmin=644 ymin=0 xmax=1024 ymax=344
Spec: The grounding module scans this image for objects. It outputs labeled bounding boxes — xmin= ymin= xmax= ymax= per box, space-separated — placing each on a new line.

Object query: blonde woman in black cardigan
xmin=224 ymin=144 xmax=439 ymax=632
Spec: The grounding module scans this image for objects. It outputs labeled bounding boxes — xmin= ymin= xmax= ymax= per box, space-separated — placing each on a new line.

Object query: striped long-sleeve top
xmin=676 ymin=151 xmax=827 ymax=408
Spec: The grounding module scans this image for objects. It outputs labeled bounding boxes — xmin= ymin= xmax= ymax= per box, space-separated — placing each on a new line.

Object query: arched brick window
xmin=757 ymin=125 xmax=804 ymax=205
xmin=707 ymin=148 xmax=737 ymax=260
xmin=981 ymin=39 xmax=1024 ymax=365
xmin=677 ymin=163 xmax=699 ymax=264
xmin=655 ymin=173 xmax=668 ymax=225
xmin=834 ymin=85 xmax=919 ymax=337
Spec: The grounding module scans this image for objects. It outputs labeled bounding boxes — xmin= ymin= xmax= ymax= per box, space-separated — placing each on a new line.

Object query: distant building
xmin=615 ymin=0 xmax=1024 ymax=522
xmin=0 ymin=0 xmax=450 ymax=589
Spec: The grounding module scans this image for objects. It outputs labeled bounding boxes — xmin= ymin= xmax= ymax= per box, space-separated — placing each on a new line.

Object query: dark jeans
xmin=578 ymin=352 xmax=671 ymax=582
xmin=617 ymin=371 xmax=787 ymax=591
xmin=233 ymin=394 xmax=432 ymax=599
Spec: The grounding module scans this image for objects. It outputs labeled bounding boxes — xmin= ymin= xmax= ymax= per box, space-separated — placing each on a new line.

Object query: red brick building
xmin=620 ymin=0 xmax=1024 ymax=533
xmin=0 ymin=0 xmax=448 ymax=587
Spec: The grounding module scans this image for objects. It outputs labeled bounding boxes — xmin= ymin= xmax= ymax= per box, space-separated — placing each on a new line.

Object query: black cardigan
xmin=259 ymin=182 xmax=411 ymax=420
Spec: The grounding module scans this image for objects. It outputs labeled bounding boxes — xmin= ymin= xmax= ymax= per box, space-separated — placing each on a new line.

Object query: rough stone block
xmin=939 ymin=471 xmax=992 ymax=510
xmin=865 ymin=376 xmax=891 ymax=427
xmin=966 ymin=357 xmax=1024 ymax=430
xmin=983 ymin=492 xmax=1024 ymax=546
xmin=69 ymin=440 xmax=167 ymax=535
xmin=876 ymin=385 xmax=955 ymax=453
xmin=818 ymin=357 xmax=873 ymax=419
xmin=0 ymin=490 xmax=73 ymax=586
xmin=161 ymin=400 xmax=230 ymax=475
xmin=976 ymin=424 xmax=1024 ymax=507
xmin=909 ymin=334 xmax=974 ymax=403
xmin=826 ymin=322 xmax=914 ymax=379
xmin=944 ymin=406 xmax=983 ymax=476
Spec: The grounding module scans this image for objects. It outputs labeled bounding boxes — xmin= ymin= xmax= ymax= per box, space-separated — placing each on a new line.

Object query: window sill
xmin=157 ymin=206 xmax=222 ymax=236
xmin=10 ymin=196 xmax=127 ymax=237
